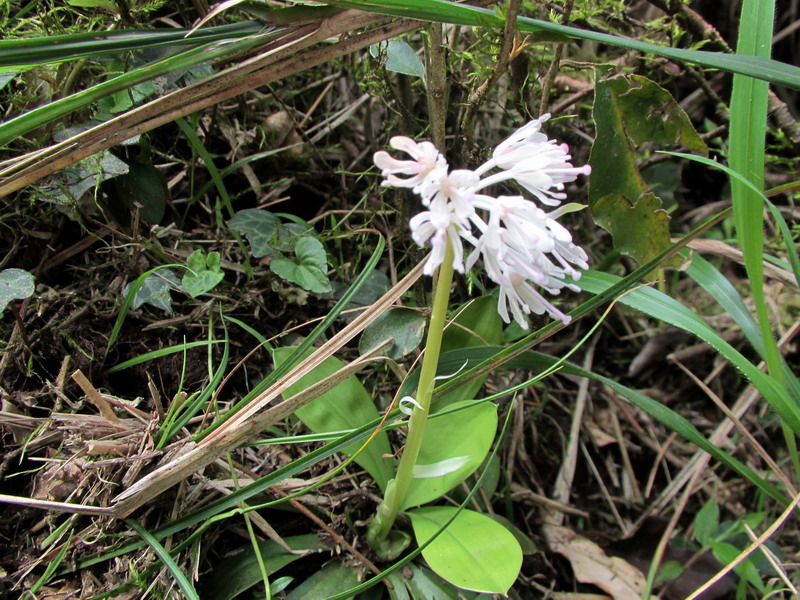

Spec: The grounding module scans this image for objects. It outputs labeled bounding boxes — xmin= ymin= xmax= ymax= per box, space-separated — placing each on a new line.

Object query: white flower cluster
xmin=373 ymin=114 xmax=591 ymax=327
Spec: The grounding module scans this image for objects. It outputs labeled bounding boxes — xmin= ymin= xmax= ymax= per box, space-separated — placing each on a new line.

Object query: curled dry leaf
xmin=543 ymin=523 xmax=655 ymax=600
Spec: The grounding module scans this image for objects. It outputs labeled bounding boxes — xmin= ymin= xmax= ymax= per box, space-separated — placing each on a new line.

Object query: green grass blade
xmin=432 ymin=346 xmax=788 ymax=505
xmin=0 ymin=22 xmax=264 ymax=71
xmin=104 ymin=264 xmax=185 ymax=361
xmin=661 ymin=151 xmax=800 ymax=287
xmin=321 ymin=0 xmax=800 ymax=90
xmin=578 ymin=271 xmax=800 ymax=432
xmin=728 ymin=0 xmax=783 ymax=387
xmin=0 ymin=32 xmax=280 ymax=146
xmin=175 ymin=116 xmax=236 ymax=218
xmin=125 ymin=519 xmax=200 ymax=600
xmin=105 ymin=340 xmax=224 ymax=374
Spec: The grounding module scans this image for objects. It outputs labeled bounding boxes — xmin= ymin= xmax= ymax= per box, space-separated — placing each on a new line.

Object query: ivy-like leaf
xmin=270 ymin=237 xmax=331 ymax=294
xmin=228 ymin=209 xmax=281 ymax=257
xmin=0 ymin=268 xmax=35 ymax=314
xmin=122 ymin=269 xmax=180 ymax=313
xmin=182 ymin=250 xmax=224 ymax=297
xmin=228 ymin=208 xmax=309 ymax=257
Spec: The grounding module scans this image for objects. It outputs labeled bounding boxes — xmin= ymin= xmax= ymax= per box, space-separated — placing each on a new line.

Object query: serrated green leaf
xmin=408 ymin=506 xmax=522 ymax=594
xmin=270 ymin=237 xmax=331 ymax=294
xmin=0 ymin=268 xmax=35 ymax=314
xmin=593 ymin=192 xmax=677 ymax=268
xmin=182 ymin=249 xmax=224 ymax=297
xmin=589 ymin=74 xmax=704 ymax=267
xmin=359 ymin=307 xmax=426 ymax=359
xmin=122 ymin=269 xmax=180 ymax=313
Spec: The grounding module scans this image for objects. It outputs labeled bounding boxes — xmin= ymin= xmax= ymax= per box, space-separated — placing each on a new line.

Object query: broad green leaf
xmin=590 ymin=74 xmax=704 ymax=266
xmin=485 ymin=514 xmax=537 ymax=555
xmin=408 ymin=506 xmax=522 ymax=594
xmin=403 ymin=400 xmax=497 ymax=509
xmin=182 ymin=249 xmax=224 ymax=297
xmin=370 ymin=39 xmax=425 ymax=78
xmin=270 ymin=237 xmax=332 ymax=294
xmin=200 ymin=534 xmax=327 ymax=600
xmin=404 ymin=564 xmax=473 ymax=599
xmin=359 ymin=307 xmax=426 ymax=359
xmin=103 ymin=163 xmax=168 ymax=224
xmin=286 ymin=562 xmax=360 ymax=600
xmin=0 ymin=268 xmax=35 ymax=314
xmin=122 ymin=269 xmax=180 ymax=313
xmin=273 ymin=346 xmax=392 ymax=490
xmin=694 ymin=498 xmax=719 ymax=547
xmin=228 ymin=209 xmax=281 ymax=257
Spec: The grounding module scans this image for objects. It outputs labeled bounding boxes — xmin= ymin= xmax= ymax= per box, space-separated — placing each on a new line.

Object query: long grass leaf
xmin=578 ymin=271 xmax=800 ymax=433
xmin=125 ymin=519 xmax=200 ymax=600
xmin=105 ymin=340 xmax=224 ymax=374
xmin=0 ymin=33 xmax=281 ymax=146
xmin=322 ymin=0 xmax=800 ymax=90
xmin=0 ymin=22 xmax=264 ymax=70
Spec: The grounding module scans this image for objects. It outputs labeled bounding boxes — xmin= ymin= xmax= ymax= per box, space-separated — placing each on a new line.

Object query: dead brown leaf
xmin=543 ymin=523 xmax=655 ymax=600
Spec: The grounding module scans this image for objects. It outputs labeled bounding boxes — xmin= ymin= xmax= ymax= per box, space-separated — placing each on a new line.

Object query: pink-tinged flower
xmin=472 ymin=116 xmax=591 ymax=206
xmin=475 ymin=114 xmax=552 ymax=174
xmin=373 ymin=137 xmax=446 ymax=201
xmin=408 ymin=170 xmax=479 ymax=276
xmin=374 ymin=119 xmax=591 ymax=327
xmin=466 ymin=196 xmax=588 ymax=326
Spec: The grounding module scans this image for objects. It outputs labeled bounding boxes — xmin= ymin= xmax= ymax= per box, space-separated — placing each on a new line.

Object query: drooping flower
xmin=373 ymin=136 xmax=446 ymax=202
xmin=374 ymin=117 xmax=591 ymax=326
xmin=465 ymin=196 xmax=588 ymax=326
xmin=472 ymin=115 xmax=591 ymax=206
xmin=407 ymin=169 xmax=479 ymax=276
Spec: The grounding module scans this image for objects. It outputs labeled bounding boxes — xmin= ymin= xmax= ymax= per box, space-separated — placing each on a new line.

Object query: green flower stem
xmin=368 ymin=243 xmax=455 ymax=554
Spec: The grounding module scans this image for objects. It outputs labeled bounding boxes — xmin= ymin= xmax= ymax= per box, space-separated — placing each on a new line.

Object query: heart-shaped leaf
xmin=182 ymin=249 xmax=224 ymax=297
xmin=123 ymin=268 xmax=180 ymax=313
xmin=270 ymin=237 xmax=331 ymax=294
xmin=228 ymin=209 xmax=281 ymax=257
xmin=408 ymin=506 xmax=522 ymax=594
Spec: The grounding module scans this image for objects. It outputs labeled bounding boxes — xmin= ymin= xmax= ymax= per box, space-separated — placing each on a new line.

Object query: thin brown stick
xmin=460 ymin=0 xmax=522 ymax=150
